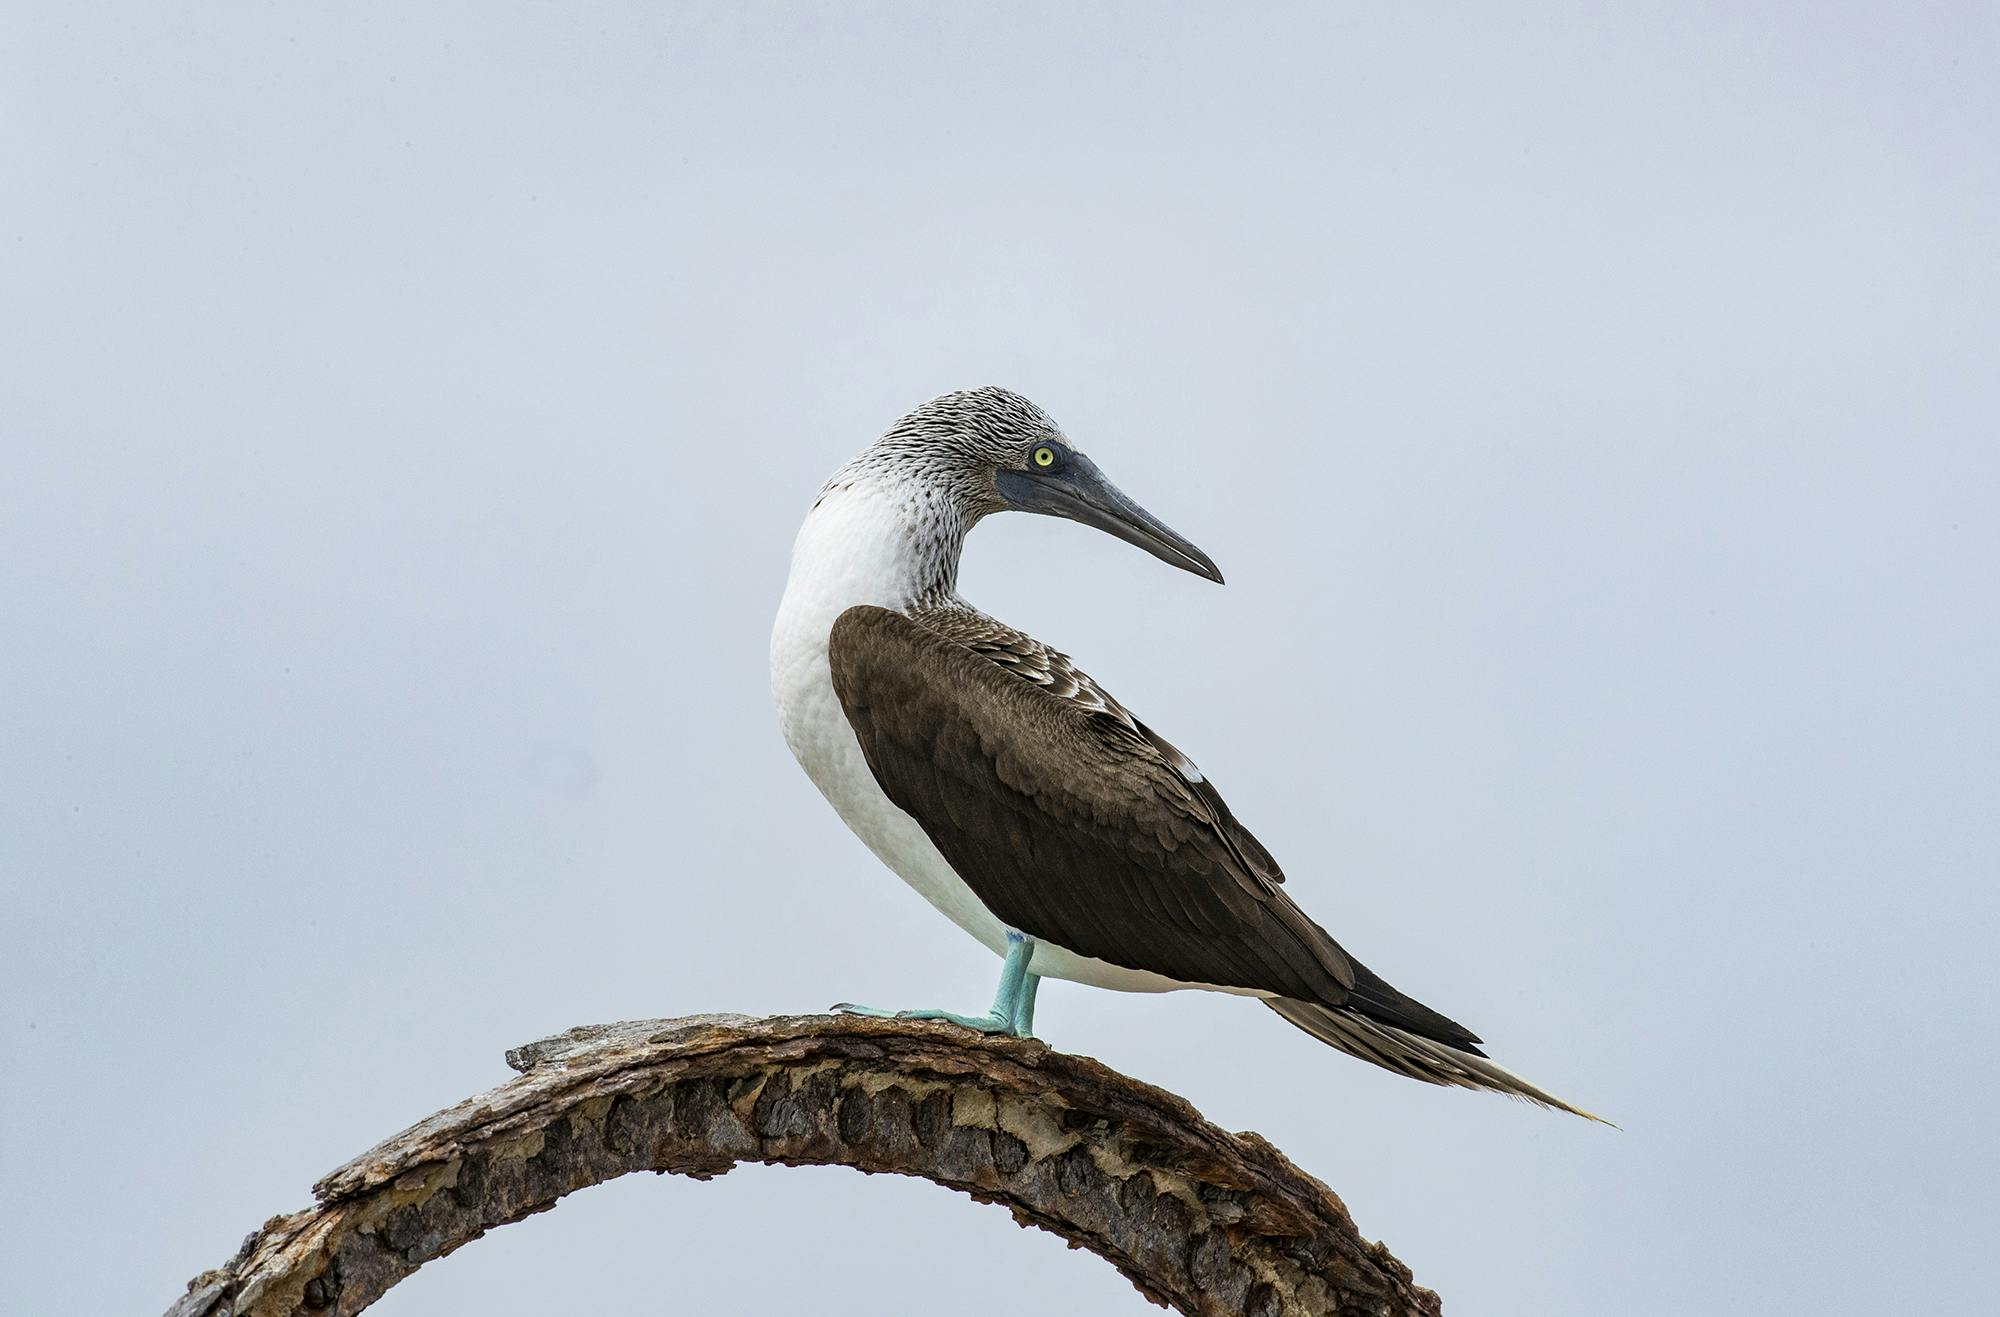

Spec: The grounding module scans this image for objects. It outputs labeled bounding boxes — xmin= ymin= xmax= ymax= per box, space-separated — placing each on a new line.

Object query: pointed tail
xmin=1266 ymin=998 xmax=1613 ymax=1125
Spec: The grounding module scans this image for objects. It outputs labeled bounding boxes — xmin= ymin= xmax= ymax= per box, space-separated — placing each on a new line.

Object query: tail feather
xmin=1266 ymin=998 xmax=1613 ymax=1125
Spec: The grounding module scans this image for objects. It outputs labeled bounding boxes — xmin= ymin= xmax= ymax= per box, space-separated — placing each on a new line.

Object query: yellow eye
xmin=1033 ymin=446 xmax=1056 ymax=467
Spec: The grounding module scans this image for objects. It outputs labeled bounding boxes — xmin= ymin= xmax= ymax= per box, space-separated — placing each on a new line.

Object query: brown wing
xmin=908 ymin=603 xmax=1287 ymax=889
xmin=827 ymin=604 xmax=1356 ymax=1004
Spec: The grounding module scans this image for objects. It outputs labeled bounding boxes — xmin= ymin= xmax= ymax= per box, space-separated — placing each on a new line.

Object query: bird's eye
xmin=1032 ymin=446 xmax=1057 ymax=468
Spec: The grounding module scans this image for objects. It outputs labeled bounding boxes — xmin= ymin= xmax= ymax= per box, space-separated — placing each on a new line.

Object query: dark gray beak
xmin=996 ymin=453 xmax=1223 ymax=583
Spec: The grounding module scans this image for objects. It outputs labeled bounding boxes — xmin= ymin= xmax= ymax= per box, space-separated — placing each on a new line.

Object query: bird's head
xmin=865 ymin=387 xmax=1223 ymax=584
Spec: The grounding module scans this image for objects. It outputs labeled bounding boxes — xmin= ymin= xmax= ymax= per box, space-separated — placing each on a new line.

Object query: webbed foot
xmin=830 ymin=1003 xmax=1023 ymax=1036
xmin=828 ymin=932 xmax=1042 ymax=1039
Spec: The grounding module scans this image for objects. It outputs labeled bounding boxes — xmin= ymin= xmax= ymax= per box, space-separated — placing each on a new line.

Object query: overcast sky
xmin=4 ymin=4 xmax=1996 ymax=1314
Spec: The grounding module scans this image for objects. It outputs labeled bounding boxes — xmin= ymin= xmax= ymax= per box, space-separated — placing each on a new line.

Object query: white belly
xmin=768 ymin=486 xmax=1216 ymax=994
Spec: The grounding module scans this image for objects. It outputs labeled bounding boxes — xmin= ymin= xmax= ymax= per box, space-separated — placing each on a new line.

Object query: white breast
xmin=768 ymin=482 xmax=1223 ymax=994
xmin=770 ymin=485 xmax=1012 ymax=944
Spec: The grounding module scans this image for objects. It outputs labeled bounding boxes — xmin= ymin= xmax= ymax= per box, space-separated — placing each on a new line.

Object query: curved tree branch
xmin=166 ymin=1013 xmax=1440 ymax=1317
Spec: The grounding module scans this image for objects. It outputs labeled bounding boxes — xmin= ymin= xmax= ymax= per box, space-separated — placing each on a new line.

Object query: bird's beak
xmin=996 ymin=454 xmax=1224 ymax=583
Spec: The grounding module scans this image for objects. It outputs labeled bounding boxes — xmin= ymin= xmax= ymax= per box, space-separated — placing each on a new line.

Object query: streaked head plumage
xmin=871 ymin=387 xmax=1065 ymax=483
xmin=828 ymin=386 xmax=1221 ymax=585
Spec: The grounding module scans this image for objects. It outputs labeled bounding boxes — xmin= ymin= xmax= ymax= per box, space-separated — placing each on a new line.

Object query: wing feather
xmin=824 ymin=605 xmax=1606 ymax=1116
xmin=827 ymin=605 xmax=1355 ymax=1003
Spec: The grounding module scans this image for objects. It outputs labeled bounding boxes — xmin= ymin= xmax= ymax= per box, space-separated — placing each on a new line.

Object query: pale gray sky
xmin=4 ymin=4 xmax=1995 ymax=1314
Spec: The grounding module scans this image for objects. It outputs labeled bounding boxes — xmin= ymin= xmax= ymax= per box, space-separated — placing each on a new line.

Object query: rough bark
xmin=166 ymin=1013 xmax=1440 ymax=1317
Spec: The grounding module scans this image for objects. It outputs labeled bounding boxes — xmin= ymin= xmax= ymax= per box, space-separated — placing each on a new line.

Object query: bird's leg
xmin=831 ymin=932 xmax=1041 ymax=1038
xmin=1013 ymin=962 xmax=1041 ymax=1038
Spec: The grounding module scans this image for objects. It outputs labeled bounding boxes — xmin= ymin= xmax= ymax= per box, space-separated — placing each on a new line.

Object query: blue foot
xmin=830 ymin=932 xmax=1043 ymax=1039
xmin=830 ymin=1004 xmax=1019 ymax=1034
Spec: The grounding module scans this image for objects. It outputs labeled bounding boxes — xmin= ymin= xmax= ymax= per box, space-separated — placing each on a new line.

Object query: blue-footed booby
xmin=771 ymin=387 xmax=1601 ymax=1119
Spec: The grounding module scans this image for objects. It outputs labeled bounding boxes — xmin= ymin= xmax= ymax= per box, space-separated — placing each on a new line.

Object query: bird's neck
xmin=781 ymin=473 xmax=973 ymax=626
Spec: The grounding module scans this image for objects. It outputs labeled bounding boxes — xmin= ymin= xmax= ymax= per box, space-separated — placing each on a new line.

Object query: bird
xmin=770 ymin=387 xmax=1602 ymax=1120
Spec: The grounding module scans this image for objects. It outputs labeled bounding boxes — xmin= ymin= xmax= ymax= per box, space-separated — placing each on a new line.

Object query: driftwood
xmin=166 ymin=1013 xmax=1440 ymax=1317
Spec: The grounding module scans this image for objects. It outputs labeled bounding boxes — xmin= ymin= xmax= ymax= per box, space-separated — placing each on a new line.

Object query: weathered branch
xmin=167 ymin=1013 xmax=1440 ymax=1316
